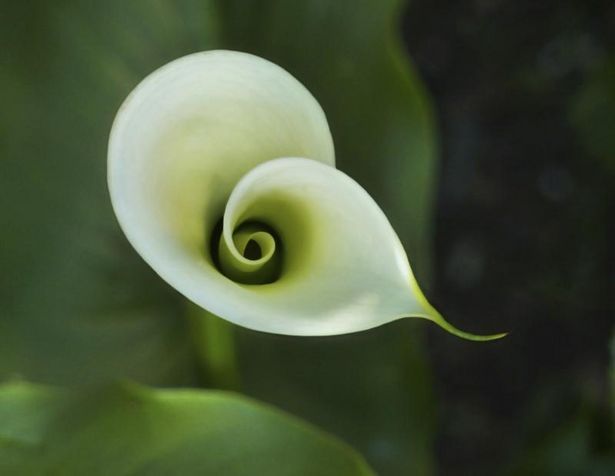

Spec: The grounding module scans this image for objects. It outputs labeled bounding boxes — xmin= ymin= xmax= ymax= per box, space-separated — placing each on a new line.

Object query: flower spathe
xmin=108 ymin=50 xmax=505 ymax=340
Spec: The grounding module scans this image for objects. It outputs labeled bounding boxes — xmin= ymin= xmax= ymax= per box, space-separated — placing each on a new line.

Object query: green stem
xmin=187 ymin=303 xmax=240 ymax=390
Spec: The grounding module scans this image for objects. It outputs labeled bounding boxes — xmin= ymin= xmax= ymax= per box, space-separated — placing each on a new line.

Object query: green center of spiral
xmin=212 ymin=220 xmax=282 ymax=285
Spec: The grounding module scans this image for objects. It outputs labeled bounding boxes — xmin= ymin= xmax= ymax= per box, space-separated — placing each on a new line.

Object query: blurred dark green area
xmin=405 ymin=0 xmax=614 ymax=473
xmin=0 ymin=0 xmax=612 ymax=475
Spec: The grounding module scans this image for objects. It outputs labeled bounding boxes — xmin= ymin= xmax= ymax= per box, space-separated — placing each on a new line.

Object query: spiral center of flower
xmin=243 ymin=239 xmax=262 ymax=260
xmin=211 ymin=219 xmax=282 ymax=285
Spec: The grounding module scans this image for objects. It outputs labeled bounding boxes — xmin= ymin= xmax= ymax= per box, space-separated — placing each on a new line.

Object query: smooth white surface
xmin=108 ymin=50 xmax=437 ymax=336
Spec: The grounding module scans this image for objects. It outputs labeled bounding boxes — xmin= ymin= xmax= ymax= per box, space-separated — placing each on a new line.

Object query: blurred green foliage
xmin=0 ymin=0 xmax=218 ymax=386
xmin=0 ymin=0 xmax=438 ymax=474
xmin=570 ymin=57 xmax=615 ymax=172
xmin=0 ymin=381 xmax=373 ymax=475
xmin=505 ymin=405 xmax=614 ymax=475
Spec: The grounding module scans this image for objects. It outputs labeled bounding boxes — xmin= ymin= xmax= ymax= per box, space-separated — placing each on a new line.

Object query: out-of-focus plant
xmin=570 ymin=57 xmax=615 ymax=173
xmin=0 ymin=380 xmax=374 ymax=475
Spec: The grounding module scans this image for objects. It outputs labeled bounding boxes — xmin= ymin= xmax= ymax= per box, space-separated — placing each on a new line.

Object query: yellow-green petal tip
xmin=410 ymin=278 xmax=507 ymax=342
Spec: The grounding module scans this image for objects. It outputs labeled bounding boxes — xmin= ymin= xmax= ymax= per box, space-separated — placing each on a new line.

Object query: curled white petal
xmin=108 ymin=50 xmax=505 ymax=340
xmin=216 ymin=157 xmax=429 ymax=335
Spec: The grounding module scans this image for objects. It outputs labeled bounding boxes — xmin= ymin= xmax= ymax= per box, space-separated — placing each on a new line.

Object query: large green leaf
xmin=0 ymin=381 xmax=63 ymax=474
xmin=0 ymin=0 xmax=220 ymax=385
xmin=0 ymin=381 xmax=373 ymax=475
xmin=216 ymin=1 xmax=439 ymax=474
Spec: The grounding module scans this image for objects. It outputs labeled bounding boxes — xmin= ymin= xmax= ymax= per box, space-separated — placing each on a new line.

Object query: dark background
xmin=404 ymin=0 xmax=613 ymax=473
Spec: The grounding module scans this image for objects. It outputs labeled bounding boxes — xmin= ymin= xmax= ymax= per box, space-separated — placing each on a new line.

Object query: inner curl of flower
xmin=211 ymin=219 xmax=282 ymax=285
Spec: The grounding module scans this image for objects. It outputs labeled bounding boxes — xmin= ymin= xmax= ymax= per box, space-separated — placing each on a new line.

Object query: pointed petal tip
xmin=409 ymin=278 xmax=507 ymax=342
xmin=421 ymin=313 xmax=508 ymax=342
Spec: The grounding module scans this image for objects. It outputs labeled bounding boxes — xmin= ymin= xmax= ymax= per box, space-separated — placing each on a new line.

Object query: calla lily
xmin=108 ymin=50 xmax=505 ymax=340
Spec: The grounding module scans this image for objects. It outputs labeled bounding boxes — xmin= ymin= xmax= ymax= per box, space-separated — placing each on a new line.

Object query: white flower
xmin=108 ymin=50 xmax=504 ymax=340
